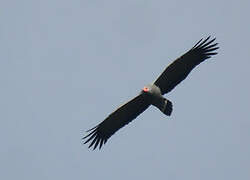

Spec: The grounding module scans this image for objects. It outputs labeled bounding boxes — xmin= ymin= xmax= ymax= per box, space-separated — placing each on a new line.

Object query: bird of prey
xmin=83 ymin=36 xmax=219 ymax=150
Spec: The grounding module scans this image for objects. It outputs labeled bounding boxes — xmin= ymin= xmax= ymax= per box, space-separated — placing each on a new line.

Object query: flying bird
xmin=83 ymin=36 xmax=219 ymax=150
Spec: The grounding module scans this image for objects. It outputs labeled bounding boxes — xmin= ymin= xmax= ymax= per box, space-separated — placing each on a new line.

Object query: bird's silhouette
xmin=83 ymin=36 xmax=219 ymax=150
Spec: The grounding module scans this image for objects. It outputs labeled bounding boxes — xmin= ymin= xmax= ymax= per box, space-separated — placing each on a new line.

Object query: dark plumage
xmin=83 ymin=36 xmax=219 ymax=150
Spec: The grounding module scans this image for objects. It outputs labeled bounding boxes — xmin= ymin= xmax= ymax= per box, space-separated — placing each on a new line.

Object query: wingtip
xmin=82 ymin=126 xmax=108 ymax=150
xmin=86 ymin=125 xmax=98 ymax=132
xmin=192 ymin=36 xmax=217 ymax=49
xmin=192 ymin=38 xmax=203 ymax=49
xmin=88 ymin=136 xmax=98 ymax=149
xmin=99 ymin=139 xmax=104 ymax=150
xmin=93 ymin=138 xmax=101 ymax=150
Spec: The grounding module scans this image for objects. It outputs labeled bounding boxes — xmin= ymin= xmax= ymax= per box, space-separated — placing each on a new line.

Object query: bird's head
xmin=141 ymin=84 xmax=162 ymax=97
xmin=142 ymin=85 xmax=152 ymax=94
xmin=143 ymin=86 xmax=149 ymax=92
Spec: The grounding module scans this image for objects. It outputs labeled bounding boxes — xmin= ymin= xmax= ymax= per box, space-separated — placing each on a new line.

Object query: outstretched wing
xmin=154 ymin=36 xmax=219 ymax=95
xmin=83 ymin=93 xmax=150 ymax=150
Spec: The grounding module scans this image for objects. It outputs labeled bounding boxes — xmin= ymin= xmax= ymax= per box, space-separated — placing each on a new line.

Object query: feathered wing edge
xmin=154 ymin=36 xmax=219 ymax=94
xmin=82 ymin=124 xmax=107 ymax=150
xmin=82 ymin=94 xmax=150 ymax=150
xmin=191 ymin=36 xmax=219 ymax=60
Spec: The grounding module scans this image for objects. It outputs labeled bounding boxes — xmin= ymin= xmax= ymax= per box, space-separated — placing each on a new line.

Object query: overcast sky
xmin=1 ymin=0 xmax=250 ymax=179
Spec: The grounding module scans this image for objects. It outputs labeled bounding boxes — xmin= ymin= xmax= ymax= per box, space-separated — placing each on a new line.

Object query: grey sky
xmin=1 ymin=0 xmax=250 ymax=179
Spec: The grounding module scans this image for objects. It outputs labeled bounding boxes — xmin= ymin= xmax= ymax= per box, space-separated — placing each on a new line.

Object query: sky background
xmin=1 ymin=0 xmax=250 ymax=179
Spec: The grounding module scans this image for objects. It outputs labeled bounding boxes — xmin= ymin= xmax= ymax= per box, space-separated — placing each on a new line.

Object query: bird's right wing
xmin=83 ymin=93 xmax=150 ymax=150
xmin=154 ymin=36 xmax=219 ymax=95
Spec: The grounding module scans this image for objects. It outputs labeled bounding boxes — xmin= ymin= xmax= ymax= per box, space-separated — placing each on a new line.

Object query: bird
xmin=83 ymin=36 xmax=219 ymax=150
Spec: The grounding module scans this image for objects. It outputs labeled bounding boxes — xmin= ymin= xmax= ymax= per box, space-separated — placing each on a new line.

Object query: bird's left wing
xmin=83 ymin=93 xmax=150 ymax=150
xmin=154 ymin=36 xmax=219 ymax=95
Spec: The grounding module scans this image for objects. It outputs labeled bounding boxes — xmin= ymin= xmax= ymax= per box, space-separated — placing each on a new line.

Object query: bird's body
xmin=142 ymin=84 xmax=172 ymax=116
xmin=83 ymin=36 xmax=219 ymax=150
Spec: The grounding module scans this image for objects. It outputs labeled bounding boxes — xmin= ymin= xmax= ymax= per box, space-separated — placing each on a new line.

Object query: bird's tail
xmin=161 ymin=98 xmax=173 ymax=116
